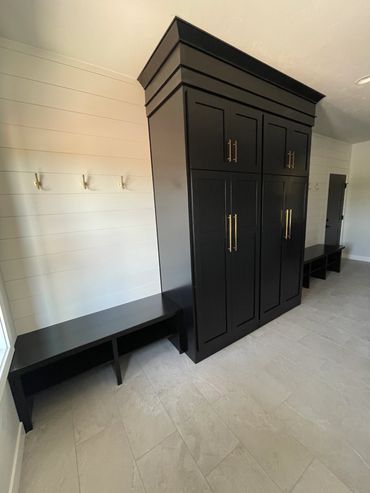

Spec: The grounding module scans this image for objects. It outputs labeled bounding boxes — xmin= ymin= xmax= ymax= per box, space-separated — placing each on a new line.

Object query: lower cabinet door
xmin=260 ymin=175 xmax=286 ymax=322
xmin=191 ymin=170 xmax=229 ymax=348
xmin=281 ymin=177 xmax=307 ymax=303
xmin=228 ymin=173 xmax=260 ymax=335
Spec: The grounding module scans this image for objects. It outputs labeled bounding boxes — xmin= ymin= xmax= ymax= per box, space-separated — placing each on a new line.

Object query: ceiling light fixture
xmin=355 ymin=75 xmax=370 ymax=86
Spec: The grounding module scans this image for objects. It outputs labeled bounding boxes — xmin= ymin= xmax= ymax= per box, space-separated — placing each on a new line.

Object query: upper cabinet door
xmin=187 ymin=89 xmax=231 ymax=172
xmin=288 ymin=124 xmax=311 ymax=176
xmin=263 ymin=114 xmax=311 ymax=176
xmin=263 ymin=114 xmax=290 ymax=174
xmin=228 ymin=103 xmax=262 ymax=173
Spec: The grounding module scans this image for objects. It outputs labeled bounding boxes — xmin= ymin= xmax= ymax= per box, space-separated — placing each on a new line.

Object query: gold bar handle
xmin=228 ymin=214 xmax=232 ymax=252
xmin=227 ymin=139 xmax=232 ymax=163
xmin=284 ymin=209 xmax=289 ymax=240
xmin=286 ymin=151 xmax=291 ymax=169
xmin=233 ymin=213 xmax=238 ymax=251
xmin=292 ymin=151 xmax=296 ymax=169
xmin=288 ymin=209 xmax=293 ymax=239
xmin=233 ymin=139 xmax=238 ymax=163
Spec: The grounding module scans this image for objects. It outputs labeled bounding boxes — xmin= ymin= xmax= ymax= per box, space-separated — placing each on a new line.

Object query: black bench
xmin=303 ymin=244 xmax=345 ymax=289
xmin=8 ymin=293 xmax=184 ymax=432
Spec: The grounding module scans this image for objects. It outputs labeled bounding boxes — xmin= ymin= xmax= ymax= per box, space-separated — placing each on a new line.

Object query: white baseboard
xmin=8 ymin=423 xmax=25 ymax=493
xmin=343 ymin=254 xmax=370 ymax=263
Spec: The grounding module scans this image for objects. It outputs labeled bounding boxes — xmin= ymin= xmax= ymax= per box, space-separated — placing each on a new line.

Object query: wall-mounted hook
xmin=82 ymin=174 xmax=89 ymax=190
xmin=120 ymin=176 xmax=126 ymax=190
xmin=34 ymin=172 xmax=42 ymax=190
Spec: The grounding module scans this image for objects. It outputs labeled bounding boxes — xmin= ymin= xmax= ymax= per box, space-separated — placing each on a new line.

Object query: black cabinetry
xmin=139 ymin=18 xmax=324 ymax=362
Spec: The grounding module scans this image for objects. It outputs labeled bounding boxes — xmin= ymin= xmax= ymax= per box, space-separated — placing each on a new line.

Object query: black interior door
xmin=288 ymin=125 xmax=311 ymax=175
xmin=263 ymin=115 xmax=290 ymax=174
xmin=281 ymin=177 xmax=307 ymax=303
xmin=191 ymin=171 xmax=229 ymax=346
xmin=325 ymin=174 xmax=346 ymax=246
xmin=187 ymin=89 xmax=231 ymax=171
xmin=229 ymin=173 xmax=260 ymax=335
xmin=260 ymin=175 xmax=286 ymax=321
xmin=229 ymin=103 xmax=262 ymax=173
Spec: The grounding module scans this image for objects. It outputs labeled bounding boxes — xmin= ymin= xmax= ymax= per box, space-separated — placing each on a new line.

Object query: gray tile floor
xmin=19 ymin=260 xmax=370 ymax=493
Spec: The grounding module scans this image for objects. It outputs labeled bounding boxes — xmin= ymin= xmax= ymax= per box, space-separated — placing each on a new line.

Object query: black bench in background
xmin=303 ymin=244 xmax=345 ymax=289
xmin=8 ymin=294 xmax=184 ymax=432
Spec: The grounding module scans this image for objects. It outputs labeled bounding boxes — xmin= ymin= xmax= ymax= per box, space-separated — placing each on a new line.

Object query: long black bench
xmin=303 ymin=244 xmax=345 ymax=289
xmin=8 ymin=293 xmax=184 ymax=432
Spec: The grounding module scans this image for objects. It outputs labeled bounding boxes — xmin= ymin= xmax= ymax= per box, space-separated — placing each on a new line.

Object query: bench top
xmin=304 ymin=244 xmax=345 ymax=264
xmin=10 ymin=294 xmax=179 ymax=375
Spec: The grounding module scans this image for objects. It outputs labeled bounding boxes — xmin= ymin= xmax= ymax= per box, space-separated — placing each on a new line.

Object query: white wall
xmin=0 ymin=37 xmax=161 ymax=334
xmin=305 ymin=133 xmax=352 ymax=246
xmin=342 ymin=140 xmax=370 ymax=261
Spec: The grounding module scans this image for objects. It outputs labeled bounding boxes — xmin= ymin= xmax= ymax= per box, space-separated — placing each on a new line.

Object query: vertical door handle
xmin=233 ymin=214 xmax=238 ymax=251
xmin=228 ymin=214 xmax=232 ymax=252
xmin=288 ymin=209 xmax=293 ymax=239
xmin=227 ymin=139 xmax=232 ymax=163
xmin=286 ymin=151 xmax=292 ymax=169
xmin=284 ymin=209 xmax=289 ymax=239
xmin=292 ymin=151 xmax=296 ymax=169
xmin=233 ymin=140 xmax=238 ymax=163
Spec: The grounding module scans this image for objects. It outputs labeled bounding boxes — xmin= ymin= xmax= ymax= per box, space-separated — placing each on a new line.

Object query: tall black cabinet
xmin=139 ymin=18 xmax=324 ymax=362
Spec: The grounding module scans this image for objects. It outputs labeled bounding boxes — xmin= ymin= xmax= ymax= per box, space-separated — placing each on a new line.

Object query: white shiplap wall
xmin=305 ymin=133 xmax=352 ymax=247
xmin=0 ymin=37 xmax=161 ymax=335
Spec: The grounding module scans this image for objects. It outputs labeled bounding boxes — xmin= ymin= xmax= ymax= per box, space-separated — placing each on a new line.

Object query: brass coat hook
xmin=82 ymin=174 xmax=89 ymax=190
xmin=120 ymin=176 xmax=126 ymax=190
xmin=34 ymin=173 xmax=42 ymax=190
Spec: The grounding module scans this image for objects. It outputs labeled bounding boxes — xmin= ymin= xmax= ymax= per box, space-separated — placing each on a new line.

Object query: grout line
xmin=288 ymin=456 xmax=314 ymax=493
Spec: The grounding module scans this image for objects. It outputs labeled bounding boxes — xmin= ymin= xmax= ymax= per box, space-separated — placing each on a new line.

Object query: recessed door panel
xmin=229 ymin=104 xmax=262 ymax=172
xmin=260 ymin=176 xmax=286 ymax=316
xmin=191 ymin=171 xmax=229 ymax=344
xmin=288 ymin=126 xmax=310 ymax=175
xmin=282 ymin=177 xmax=307 ymax=302
xmin=229 ymin=173 xmax=260 ymax=334
xmin=263 ymin=115 xmax=290 ymax=174
xmin=187 ymin=90 xmax=229 ymax=171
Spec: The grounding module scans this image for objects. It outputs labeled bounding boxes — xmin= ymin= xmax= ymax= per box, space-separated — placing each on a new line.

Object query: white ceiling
xmin=1 ymin=0 xmax=370 ymax=143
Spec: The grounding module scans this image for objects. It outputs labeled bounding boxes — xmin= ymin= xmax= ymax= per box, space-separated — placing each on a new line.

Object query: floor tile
xmin=176 ymin=402 xmax=239 ymax=475
xmin=137 ymin=432 xmax=211 ymax=493
xmin=115 ymin=373 xmax=175 ymax=458
xmin=291 ymin=459 xmax=352 ymax=493
xmin=207 ymin=444 xmax=280 ymax=493
xmin=76 ymin=421 xmax=145 ymax=493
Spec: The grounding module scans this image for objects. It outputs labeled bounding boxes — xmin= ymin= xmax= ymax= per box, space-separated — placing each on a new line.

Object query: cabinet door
xmin=288 ymin=125 xmax=311 ymax=176
xmin=187 ymin=90 xmax=231 ymax=172
xmin=260 ymin=175 xmax=287 ymax=321
xmin=228 ymin=173 xmax=260 ymax=335
xmin=263 ymin=114 xmax=290 ymax=174
xmin=281 ymin=177 xmax=307 ymax=303
xmin=229 ymin=103 xmax=262 ymax=173
xmin=191 ymin=171 xmax=229 ymax=345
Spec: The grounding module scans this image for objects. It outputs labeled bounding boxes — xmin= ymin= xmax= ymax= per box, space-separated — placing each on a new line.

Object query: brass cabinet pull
xmin=233 ymin=213 xmax=238 ymax=251
xmin=233 ymin=140 xmax=238 ymax=163
xmin=284 ymin=209 xmax=289 ymax=239
xmin=228 ymin=214 xmax=232 ymax=252
xmin=227 ymin=139 xmax=232 ymax=163
xmin=292 ymin=151 xmax=296 ymax=169
xmin=287 ymin=151 xmax=292 ymax=169
xmin=288 ymin=209 xmax=293 ymax=239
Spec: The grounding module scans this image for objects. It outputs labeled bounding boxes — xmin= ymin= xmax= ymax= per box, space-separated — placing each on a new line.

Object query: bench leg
xmin=176 ymin=311 xmax=187 ymax=354
xmin=8 ymin=373 xmax=33 ymax=433
xmin=111 ymin=338 xmax=122 ymax=386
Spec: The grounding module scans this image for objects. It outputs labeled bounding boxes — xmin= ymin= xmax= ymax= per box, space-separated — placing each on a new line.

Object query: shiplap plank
xmin=0 ymin=99 xmax=147 ymax=140
xmin=0 ymin=46 xmax=143 ymax=103
xmin=0 ymin=171 xmax=152 ymax=195
xmin=0 ymin=123 xmax=150 ymax=157
xmin=0 ymin=208 xmax=155 ymax=239
xmin=0 ymin=148 xmax=151 ymax=174
xmin=0 ymin=190 xmax=154 ymax=217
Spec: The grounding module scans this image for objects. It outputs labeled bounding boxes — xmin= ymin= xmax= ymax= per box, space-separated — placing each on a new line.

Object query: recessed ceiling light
xmin=355 ymin=75 xmax=370 ymax=85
